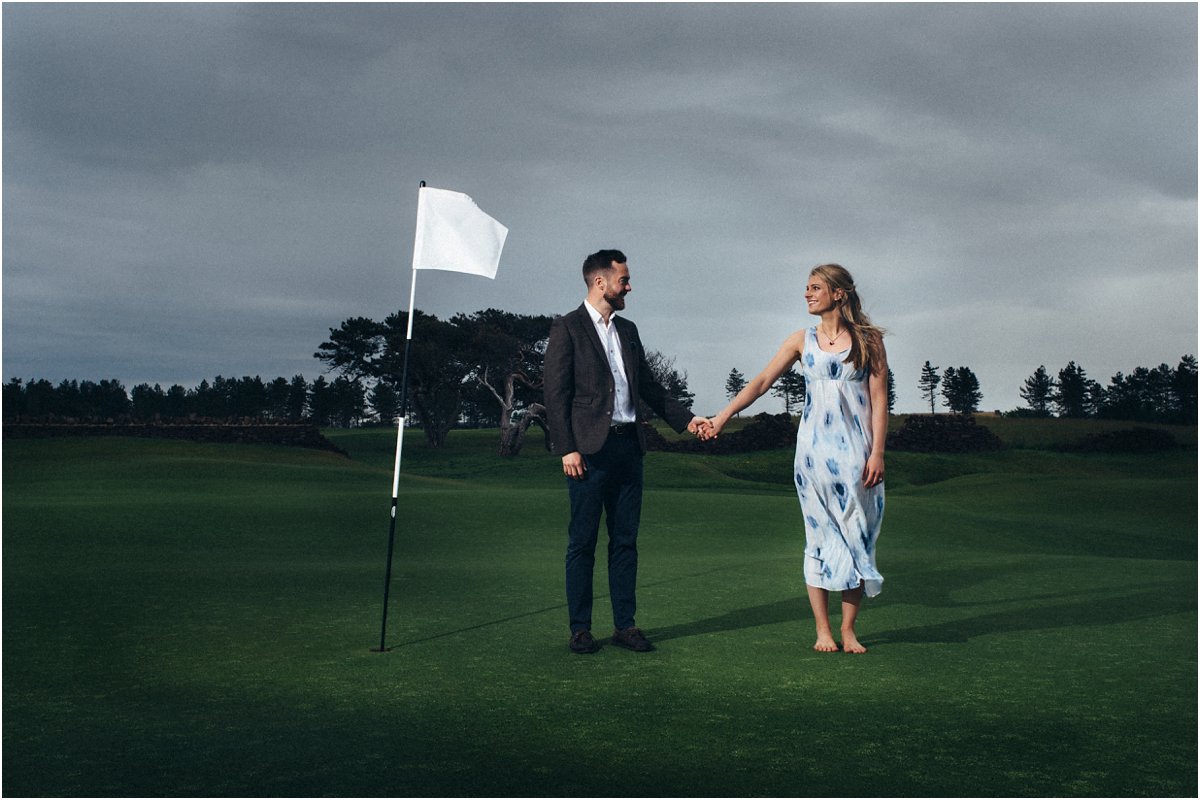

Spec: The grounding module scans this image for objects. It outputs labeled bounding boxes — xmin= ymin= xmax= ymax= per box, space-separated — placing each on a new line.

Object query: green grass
xmin=3 ymin=421 xmax=1196 ymax=796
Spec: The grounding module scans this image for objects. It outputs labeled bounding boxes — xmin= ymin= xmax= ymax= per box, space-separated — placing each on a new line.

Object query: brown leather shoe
xmin=569 ymin=630 xmax=599 ymax=654
xmin=611 ymin=627 xmax=655 ymax=652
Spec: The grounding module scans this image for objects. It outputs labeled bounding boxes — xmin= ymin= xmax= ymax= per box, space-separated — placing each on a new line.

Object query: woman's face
xmin=805 ymin=274 xmax=841 ymax=315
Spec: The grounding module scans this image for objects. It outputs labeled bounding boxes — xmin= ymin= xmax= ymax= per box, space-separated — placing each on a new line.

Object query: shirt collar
xmin=584 ymin=300 xmax=617 ymax=328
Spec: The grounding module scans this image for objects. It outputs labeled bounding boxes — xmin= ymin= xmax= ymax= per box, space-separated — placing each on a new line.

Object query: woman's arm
xmin=863 ymin=336 xmax=888 ymax=487
xmin=708 ymin=331 xmax=805 ymax=435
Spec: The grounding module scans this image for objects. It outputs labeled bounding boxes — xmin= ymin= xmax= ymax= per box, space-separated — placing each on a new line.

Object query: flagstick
xmin=372 ymin=191 xmax=424 ymax=653
xmin=372 ymin=179 xmax=505 ymax=652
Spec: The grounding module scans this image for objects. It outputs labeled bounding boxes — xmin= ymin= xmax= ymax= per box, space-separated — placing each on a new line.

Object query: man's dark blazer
xmin=544 ymin=304 xmax=695 ymax=456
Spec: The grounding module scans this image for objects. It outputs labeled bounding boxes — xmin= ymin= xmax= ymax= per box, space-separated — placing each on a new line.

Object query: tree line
xmin=912 ymin=357 xmax=1197 ymax=422
xmin=2 ymin=374 xmax=369 ymax=428
xmin=3 ymin=309 xmax=693 ymax=456
xmin=6 ymin=308 xmax=1195 ymax=450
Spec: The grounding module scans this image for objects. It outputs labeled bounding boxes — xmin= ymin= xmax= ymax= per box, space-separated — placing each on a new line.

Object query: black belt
xmin=609 ymin=423 xmax=637 ymax=436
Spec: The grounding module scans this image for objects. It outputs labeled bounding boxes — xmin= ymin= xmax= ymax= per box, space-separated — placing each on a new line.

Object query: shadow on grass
xmin=649 ymin=576 xmax=1195 ymax=647
xmin=385 ymin=559 xmax=1194 ymax=650
xmin=873 ymin=583 xmax=1195 ymax=645
xmin=386 ymin=602 xmax=570 ymax=649
xmin=650 ymin=597 xmax=807 ymax=643
xmin=385 ymin=565 xmax=732 ymax=650
xmin=646 ymin=563 xmax=1020 ymax=644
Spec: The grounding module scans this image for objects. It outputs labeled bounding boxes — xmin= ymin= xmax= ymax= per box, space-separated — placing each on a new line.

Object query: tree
xmin=266 ymin=377 xmax=293 ymax=421
xmin=455 ymin=309 xmax=553 ymax=455
xmin=53 ymin=379 xmax=80 ymax=417
xmin=329 ymin=376 xmax=368 ymax=428
xmin=886 ymin=367 xmax=896 ymax=414
xmin=190 ymin=379 xmax=220 ymax=418
xmin=308 ymin=375 xmax=336 ymax=427
xmin=1053 ymin=361 xmax=1098 ymax=418
xmin=771 ymin=367 xmax=806 ymax=414
xmin=724 ymin=368 xmax=747 ymax=415
xmin=131 ymin=383 xmax=167 ymax=420
xmin=316 ymin=309 xmax=472 ymax=447
xmin=1099 ymin=361 xmax=1188 ymax=423
xmin=940 ymin=366 xmax=957 ymax=411
xmin=287 ymin=375 xmax=309 ymax=421
xmin=79 ymin=379 xmax=131 ymax=420
xmin=228 ymin=376 xmax=268 ymax=419
xmin=313 ymin=316 xmax=386 ymax=381
xmin=918 ymin=361 xmax=941 ymax=413
xmin=369 ymin=381 xmax=400 ymax=426
xmin=3 ymin=378 xmax=24 ymax=421
xmin=1019 ymin=365 xmax=1055 ymax=417
xmin=643 ymin=350 xmax=695 ymax=417
xmin=391 ymin=311 xmax=475 ymax=448
xmin=1140 ymin=364 xmax=1174 ymax=421
xmin=941 ymin=366 xmax=982 ymax=414
xmin=1173 ymin=354 xmax=1198 ymax=423
xmin=164 ymin=384 xmax=188 ymax=419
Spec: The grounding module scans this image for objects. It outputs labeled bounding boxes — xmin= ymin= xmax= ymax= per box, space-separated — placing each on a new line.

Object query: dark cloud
xmin=4 ymin=3 xmax=1195 ymax=413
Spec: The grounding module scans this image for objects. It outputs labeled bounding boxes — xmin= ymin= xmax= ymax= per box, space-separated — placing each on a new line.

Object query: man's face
xmin=601 ymin=262 xmax=632 ymax=310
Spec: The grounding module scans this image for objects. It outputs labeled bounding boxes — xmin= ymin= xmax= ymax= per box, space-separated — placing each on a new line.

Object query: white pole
xmin=391 ymin=267 xmax=418 ymax=503
xmin=374 ymin=185 xmax=424 ymax=652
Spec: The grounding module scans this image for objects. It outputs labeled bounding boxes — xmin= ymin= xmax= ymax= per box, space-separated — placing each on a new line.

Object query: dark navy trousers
xmin=565 ymin=428 xmax=644 ymax=633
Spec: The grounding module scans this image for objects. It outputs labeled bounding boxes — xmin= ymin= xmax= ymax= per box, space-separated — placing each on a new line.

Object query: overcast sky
xmin=4 ymin=3 xmax=1196 ymax=415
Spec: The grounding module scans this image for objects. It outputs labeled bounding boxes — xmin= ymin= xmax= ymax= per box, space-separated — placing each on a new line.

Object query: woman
xmin=704 ymin=264 xmax=887 ymax=653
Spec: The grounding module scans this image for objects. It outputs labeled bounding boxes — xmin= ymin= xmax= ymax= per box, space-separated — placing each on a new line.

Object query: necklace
xmin=818 ymin=325 xmax=845 ymax=346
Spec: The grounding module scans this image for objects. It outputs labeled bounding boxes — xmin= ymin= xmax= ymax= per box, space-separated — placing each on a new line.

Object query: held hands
xmin=566 ymin=419 xmax=721 ymax=476
xmin=687 ymin=416 xmax=721 ymax=442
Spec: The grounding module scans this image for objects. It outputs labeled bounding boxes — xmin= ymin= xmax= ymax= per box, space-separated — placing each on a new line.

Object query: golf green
xmin=3 ymin=424 xmax=1195 ymax=796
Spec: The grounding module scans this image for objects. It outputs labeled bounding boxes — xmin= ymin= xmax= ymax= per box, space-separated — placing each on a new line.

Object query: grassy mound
xmin=3 ymin=423 xmax=1195 ymax=796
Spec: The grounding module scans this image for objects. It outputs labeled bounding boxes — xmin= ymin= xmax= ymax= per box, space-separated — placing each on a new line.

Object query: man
xmin=544 ymin=249 xmax=707 ymax=655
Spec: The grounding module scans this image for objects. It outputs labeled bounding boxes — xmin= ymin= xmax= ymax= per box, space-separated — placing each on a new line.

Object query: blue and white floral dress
xmin=795 ymin=327 xmax=885 ymax=596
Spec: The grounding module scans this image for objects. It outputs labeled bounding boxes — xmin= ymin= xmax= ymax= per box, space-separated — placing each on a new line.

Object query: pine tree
xmin=725 ymin=368 xmax=747 ymax=400
xmin=1019 ymin=365 xmax=1055 ymax=417
xmin=1173 ymin=354 xmax=1198 ymax=423
xmin=724 ymin=368 xmax=748 ymax=418
xmin=918 ymin=361 xmax=941 ymax=413
xmin=771 ymin=368 xmax=806 ymax=414
xmin=369 ymin=381 xmax=400 ymax=425
xmin=941 ymin=366 xmax=982 ymax=414
xmin=1053 ymin=361 xmax=1096 ymax=418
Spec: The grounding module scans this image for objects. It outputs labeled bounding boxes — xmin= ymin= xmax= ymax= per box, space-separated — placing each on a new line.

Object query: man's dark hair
xmin=582 ymin=249 xmax=627 ymax=285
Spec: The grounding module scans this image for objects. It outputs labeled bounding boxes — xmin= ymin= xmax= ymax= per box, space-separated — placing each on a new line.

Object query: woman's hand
xmin=703 ymin=415 xmax=728 ymax=440
xmin=862 ymin=453 xmax=885 ymax=488
xmin=689 ymin=417 xmax=719 ymax=441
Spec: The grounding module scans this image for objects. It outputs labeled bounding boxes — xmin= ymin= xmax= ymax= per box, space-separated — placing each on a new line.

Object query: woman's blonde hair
xmin=810 ymin=263 xmax=885 ymax=374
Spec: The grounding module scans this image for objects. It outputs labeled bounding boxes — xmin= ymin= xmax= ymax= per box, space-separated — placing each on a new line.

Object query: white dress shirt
xmin=585 ymin=300 xmax=638 ymax=425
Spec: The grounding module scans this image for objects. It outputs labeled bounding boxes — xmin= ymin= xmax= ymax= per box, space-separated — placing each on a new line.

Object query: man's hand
xmin=562 ymin=451 xmax=586 ymax=480
xmin=688 ymin=417 xmax=717 ymax=441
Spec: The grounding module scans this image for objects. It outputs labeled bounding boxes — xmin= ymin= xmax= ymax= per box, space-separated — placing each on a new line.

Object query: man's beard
xmin=605 ymin=291 xmax=627 ymax=310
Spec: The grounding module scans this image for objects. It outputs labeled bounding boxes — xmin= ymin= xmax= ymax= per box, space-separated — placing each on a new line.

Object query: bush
xmin=886 ymin=414 xmax=1003 ymax=453
xmin=1058 ymin=427 xmax=1178 ymax=454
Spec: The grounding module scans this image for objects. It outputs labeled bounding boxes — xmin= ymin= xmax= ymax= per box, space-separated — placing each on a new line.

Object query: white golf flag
xmin=412 ymin=186 xmax=508 ymax=279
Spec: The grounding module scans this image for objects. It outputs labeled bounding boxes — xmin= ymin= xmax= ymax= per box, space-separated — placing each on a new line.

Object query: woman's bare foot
xmin=813 ymin=634 xmax=840 ymax=652
xmin=841 ymin=631 xmax=867 ymax=654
